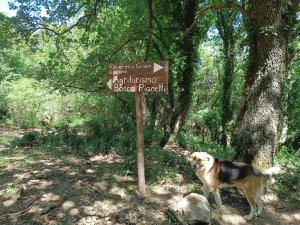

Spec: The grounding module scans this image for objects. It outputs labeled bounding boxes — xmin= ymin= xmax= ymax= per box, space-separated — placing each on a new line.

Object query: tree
xmin=215 ymin=9 xmax=239 ymax=148
xmin=233 ymin=0 xmax=299 ymax=169
xmin=186 ymin=0 xmax=299 ymax=169
xmin=151 ymin=0 xmax=213 ymax=146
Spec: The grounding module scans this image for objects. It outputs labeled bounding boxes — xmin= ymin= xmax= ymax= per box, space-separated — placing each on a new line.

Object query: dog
xmin=189 ymin=152 xmax=281 ymax=220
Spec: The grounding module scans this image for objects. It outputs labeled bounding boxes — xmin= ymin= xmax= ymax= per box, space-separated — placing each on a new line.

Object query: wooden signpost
xmin=107 ymin=61 xmax=168 ymax=93
xmin=107 ymin=61 xmax=168 ymax=197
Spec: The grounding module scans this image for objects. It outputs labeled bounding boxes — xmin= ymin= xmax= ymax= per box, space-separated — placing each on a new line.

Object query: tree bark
xmin=234 ymin=0 xmax=289 ymax=170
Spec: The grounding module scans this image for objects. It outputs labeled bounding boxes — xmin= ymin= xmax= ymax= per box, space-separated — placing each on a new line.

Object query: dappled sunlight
xmin=2 ymin=198 xmax=18 ymax=207
xmin=86 ymin=168 xmax=95 ymax=173
xmin=89 ymin=153 xmax=124 ymax=164
xmin=13 ymin=172 xmax=32 ymax=180
xmin=41 ymin=192 xmax=61 ymax=202
xmin=0 ymin=137 xmax=299 ymax=225
xmin=62 ymin=200 xmax=76 ymax=210
xmin=69 ymin=207 xmax=80 ymax=216
xmin=164 ymin=144 xmax=191 ymax=157
xmin=220 ymin=214 xmax=247 ymax=225
xmin=109 ymin=186 xmax=129 ymax=200
xmin=26 ymin=179 xmax=53 ymax=190
xmin=92 ymin=181 xmax=108 ymax=191
xmin=281 ymin=213 xmax=299 ymax=223
xmin=263 ymin=193 xmax=280 ymax=203
xmin=68 ymin=171 xmax=79 ymax=176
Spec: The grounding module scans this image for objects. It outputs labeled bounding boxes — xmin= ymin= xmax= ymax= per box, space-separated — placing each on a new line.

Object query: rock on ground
xmin=173 ymin=193 xmax=211 ymax=225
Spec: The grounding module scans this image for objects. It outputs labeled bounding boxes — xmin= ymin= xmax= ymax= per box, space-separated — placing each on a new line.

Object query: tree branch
xmin=181 ymin=1 xmax=249 ymax=40
xmin=106 ymin=36 xmax=143 ymax=62
xmin=33 ymin=0 xmax=102 ymax=36
xmin=144 ymin=0 xmax=153 ymax=61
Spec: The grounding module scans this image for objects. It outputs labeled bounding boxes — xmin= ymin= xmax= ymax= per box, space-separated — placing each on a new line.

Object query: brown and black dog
xmin=189 ymin=152 xmax=281 ymax=220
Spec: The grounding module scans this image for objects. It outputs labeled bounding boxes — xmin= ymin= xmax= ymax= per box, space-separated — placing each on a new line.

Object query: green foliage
xmin=120 ymin=144 xmax=194 ymax=184
xmin=175 ymin=131 xmax=236 ymax=160
xmin=5 ymin=78 xmax=45 ymax=128
xmin=259 ymin=25 xmax=278 ymax=37
xmin=0 ymin=135 xmax=14 ymax=146
xmin=273 ymin=146 xmax=300 ymax=205
xmin=11 ymin=130 xmax=41 ymax=147
xmin=286 ymin=66 xmax=300 ymax=149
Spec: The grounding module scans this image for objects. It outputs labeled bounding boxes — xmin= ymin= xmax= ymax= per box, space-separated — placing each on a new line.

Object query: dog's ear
xmin=189 ymin=154 xmax=197 ymax=162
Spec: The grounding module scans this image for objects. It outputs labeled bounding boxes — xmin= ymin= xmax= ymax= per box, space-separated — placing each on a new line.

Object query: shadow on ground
xmin=0 ymin=128 xmax=299 ymax=225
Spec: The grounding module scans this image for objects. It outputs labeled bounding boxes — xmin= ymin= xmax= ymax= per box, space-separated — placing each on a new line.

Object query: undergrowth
xmin=4 ymin=127 xmax=299 ymax=199
xmin=273 ymin=146 xmax=300 ymax=206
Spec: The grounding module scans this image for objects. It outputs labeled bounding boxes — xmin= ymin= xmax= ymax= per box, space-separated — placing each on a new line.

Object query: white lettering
xmin=138 ymin=84 xmax=144 ymax=91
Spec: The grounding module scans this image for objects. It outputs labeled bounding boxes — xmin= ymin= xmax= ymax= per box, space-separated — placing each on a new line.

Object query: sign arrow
xmin=107 ymin=79 xmax=112 ymax=90
xmin=153 ymin=63 xmax=164 ymax=73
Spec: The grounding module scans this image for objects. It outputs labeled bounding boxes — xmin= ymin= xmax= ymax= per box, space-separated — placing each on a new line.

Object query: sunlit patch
xmin=41 ymin=192 xmax=61 ymax=202
xmin=262 ymin=193 xmax=280 ymax=203
xmin=27 ymin=179 xmax=53 ymax=190
xmin=89 ymin=153 xmax=124 ymax=164
xmin=69 ymin=207 xmax=80 ymax=215
xmin=60 ymin=166 xmax=71 ymax=172
xmin=13 ymin=172 xmax=32 ymax=180
xmin=68 ymin=171 xmax=79 ymax=176
xmin=28 ymin=205 xmax=43 ymax=214
xmin=86 ymin=169 xmax=95 ymax=173
xmin=40 ymin=160 xmax=55 ymax=166
xmin=110 ymin=186 xmax=127 ymax=199
xmin=220 ymin=209 xmax=247 ymax=225
xmin=80 ymin=206 xmax=97 ymax=216
xmin=62 ymin=200 xmax=75 ymax=210
xmin=152 ymin=185 xmax=169 ymax=195
xmin=92 ymin=181 xmax=108 ymax=190
xmin=66 ymin=156 xmax=82 ymax=165
xmin=56 ymin=211 xmax=65 ymax=219
xmin=2 ymin=198 xmax=18 ymax=207
xmin=78 ymin=216 xmax=99 ymax=225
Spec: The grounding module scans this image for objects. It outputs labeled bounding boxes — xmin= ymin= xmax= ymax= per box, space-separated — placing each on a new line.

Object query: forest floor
xmin=0 ymin=127 xmax=299 ymax=225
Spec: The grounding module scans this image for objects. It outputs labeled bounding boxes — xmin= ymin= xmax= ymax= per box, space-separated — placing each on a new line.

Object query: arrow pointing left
xmin=107 ymin=79 xmax=112 ymax=90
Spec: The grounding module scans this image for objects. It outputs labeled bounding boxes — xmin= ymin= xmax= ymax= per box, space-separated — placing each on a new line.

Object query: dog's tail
xmin=263 ymin=165 xmax=282 ymax=177
xmin=262 ymin=166 xmax=283 ymax=189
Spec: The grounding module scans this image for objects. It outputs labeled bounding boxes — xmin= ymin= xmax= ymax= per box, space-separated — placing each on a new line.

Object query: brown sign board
xmin=107 ymin=61 xmax=168 ymax=92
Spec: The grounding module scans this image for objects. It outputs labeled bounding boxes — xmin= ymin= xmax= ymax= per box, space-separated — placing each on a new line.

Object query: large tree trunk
xmin=234 ymin=0 xmax=289 ymax=170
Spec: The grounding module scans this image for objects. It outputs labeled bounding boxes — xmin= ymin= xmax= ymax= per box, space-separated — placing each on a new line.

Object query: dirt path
xmin=0 ymin=128 xmax=299 ymax=225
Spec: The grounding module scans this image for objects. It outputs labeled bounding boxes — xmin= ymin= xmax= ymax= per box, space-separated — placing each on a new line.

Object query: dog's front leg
xmin=212 ymin=189 xmax=223 ymax=209
xmin=203 ymin=184 xmax=210 ymax=198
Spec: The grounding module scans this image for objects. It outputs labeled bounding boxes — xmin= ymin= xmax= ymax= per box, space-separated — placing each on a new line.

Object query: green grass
xmin=0 ymin=135 xmax=14 ymax=145
xmin=4 ymin=183 xmax=21 ymax=195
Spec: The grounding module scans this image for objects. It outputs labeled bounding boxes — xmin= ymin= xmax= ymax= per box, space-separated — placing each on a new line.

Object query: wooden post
xmin=135 ymin=91 xmax=145 ymax=197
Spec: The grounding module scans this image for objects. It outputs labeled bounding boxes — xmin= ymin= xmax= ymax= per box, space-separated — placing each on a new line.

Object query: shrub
xmin=11 ymin=130 xmax=41 ymax=147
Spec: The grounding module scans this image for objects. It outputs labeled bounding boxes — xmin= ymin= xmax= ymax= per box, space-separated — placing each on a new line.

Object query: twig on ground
xmin=167 ymin=207 xmax=189 ymax=225
xmin=0 ymin=196 xmax=39 ymax=222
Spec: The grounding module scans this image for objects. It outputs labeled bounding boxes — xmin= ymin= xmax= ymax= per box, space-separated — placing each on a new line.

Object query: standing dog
xmin=189 ymin=152 xmax=280 ymax=220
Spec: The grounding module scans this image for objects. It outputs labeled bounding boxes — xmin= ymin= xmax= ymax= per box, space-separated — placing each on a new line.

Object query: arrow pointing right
xmin=107 ymin=79 xmax=112 ymax=90
xmin=153 ymin=63 xmax=164 ymax=73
